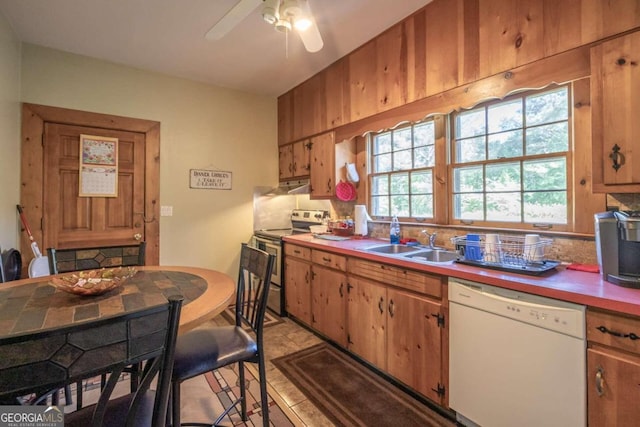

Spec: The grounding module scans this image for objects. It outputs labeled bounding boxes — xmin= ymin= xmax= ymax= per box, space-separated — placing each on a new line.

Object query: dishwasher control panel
xmin=449 ymin=279 xmax=586 ymax=339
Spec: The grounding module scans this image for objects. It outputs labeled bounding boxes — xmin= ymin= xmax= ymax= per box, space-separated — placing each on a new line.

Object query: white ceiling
xmin=0 ymin=0 xmax=433 ymax=97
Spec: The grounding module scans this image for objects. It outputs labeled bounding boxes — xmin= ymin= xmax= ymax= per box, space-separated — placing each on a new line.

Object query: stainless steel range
xmin=251 ymin=209 xmax=328 ymax=316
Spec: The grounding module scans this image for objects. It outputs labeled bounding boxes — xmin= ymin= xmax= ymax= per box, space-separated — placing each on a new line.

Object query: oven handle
xmin=253 ymin=236 xmax=282 ymax=250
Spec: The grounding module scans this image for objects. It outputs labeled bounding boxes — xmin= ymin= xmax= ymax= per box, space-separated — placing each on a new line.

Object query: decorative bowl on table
xmin=50 ymin=267 xmax=137 ymax=296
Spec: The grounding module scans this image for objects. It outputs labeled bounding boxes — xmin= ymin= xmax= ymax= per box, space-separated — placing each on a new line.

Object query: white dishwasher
xmin=448 ymin=279 xmax=586 ymax=427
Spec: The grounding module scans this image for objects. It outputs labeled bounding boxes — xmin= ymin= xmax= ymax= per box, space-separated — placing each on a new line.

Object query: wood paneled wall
xmin=278 ymin=0 xmax=640 ymax=145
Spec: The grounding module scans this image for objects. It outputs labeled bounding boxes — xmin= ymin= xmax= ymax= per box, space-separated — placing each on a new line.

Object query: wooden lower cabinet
xmin=586 ymin=308 xmax=640 ymax=426
xmin=284 ymin=256 xmax=311 ymax=325
xmin=587 ymin=346 xmax=640 ymax=427
xmin=387 ymin=287 xmax=444 ymax=403
xmin=347 ymin=276 xmax=445 ymax=405
xmin=285 ymin=249 xmax=447 ymax=406
xmin=347 ymin=277 xmax=387 ymax=368
xmin=311 ymin=265 xmax=347 ymax=346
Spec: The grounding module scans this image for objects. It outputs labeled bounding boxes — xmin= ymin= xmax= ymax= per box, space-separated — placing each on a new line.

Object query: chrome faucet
xmin=420 ymin=230 xmax=438 ymax=249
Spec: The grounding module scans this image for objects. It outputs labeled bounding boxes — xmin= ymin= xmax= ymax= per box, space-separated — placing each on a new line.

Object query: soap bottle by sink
xmin=390 ymin=215 xmax=400 ymax=244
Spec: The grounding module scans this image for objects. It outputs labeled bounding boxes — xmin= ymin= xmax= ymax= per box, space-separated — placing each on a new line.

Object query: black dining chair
xmin=0 ymin=295 xmax=183 ymax=427
xmin=171 ymin=243 xmax=274 ymax=427
xmin=47 ymin=241 xmax=147 ymax=407
xmin=47 ymin=242 xmax=146 ymax=275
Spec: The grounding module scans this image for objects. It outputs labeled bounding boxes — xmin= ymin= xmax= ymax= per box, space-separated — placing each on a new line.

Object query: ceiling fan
xmin=205 ymin=0 xmax=324 ymax=53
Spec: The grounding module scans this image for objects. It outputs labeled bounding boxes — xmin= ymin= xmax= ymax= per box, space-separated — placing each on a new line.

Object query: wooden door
xmin=20 ymin=104 xmax=160 ymax=267
xmin=588 ymin=347 xmax=640 ymax=426
xmin=284 ymin=257 xmax=311 ymax=325
xmin=347 ymin=277 xmax=387 ymax=369
xmin=311 ymin=265 xmax=347 ymax=346
xmin=386 ymin=288 xmax=443 ymax=402
xmin=44 ymin=123 xmax=145 ymax=249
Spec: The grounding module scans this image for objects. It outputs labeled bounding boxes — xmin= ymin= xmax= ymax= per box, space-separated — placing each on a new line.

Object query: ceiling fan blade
xmin=205 ymin=0 xmax=262 ymax=40
xmin=298 ymin=19 xmax=323 ymax=52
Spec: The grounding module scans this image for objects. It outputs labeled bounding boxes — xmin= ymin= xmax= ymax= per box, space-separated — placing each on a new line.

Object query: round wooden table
xmin=0 ymin=266 xmax=235 ymax=338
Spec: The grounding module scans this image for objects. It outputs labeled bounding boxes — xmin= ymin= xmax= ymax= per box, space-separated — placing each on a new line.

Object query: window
xmin=451 ymin=86 xmax=570 ymax=227
xmin=370 ymin=121 xmax=436 ymax=218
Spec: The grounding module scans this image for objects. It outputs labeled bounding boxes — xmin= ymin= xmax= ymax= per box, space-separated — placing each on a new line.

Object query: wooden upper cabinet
xmin=591 ymin=31 xmax=640 ymax=191
xmin=292 ymin=140 xmax=311 ymax=177
xmin=310 ymin=132 xmax=335 ymax=199
xmin=277 ymin=91 xmax=294 ymax=146
xmin=279 ymin=139 xmax=311 ymax=181
xmin=278 ymin=144 xmax=294 ymax=180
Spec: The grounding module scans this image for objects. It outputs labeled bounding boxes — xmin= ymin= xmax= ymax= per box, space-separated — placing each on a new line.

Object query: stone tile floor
xmin=73 ymin=313 xmax=332 ymax=426
xmin=203 ymin=313 xmax=334 ymax=426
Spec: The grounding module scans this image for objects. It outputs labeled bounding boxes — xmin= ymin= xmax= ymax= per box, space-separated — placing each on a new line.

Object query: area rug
xmin=272 ymin=343 xmax=455 ymax=427
xmin=222 ymin=306 xmax=284 ymax=329
xmin=203 ymin=364 xmax=297 ymax=426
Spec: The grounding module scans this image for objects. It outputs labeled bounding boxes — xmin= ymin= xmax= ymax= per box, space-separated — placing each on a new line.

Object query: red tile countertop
xmin=283 ymin=234 xmax=640 ymax=317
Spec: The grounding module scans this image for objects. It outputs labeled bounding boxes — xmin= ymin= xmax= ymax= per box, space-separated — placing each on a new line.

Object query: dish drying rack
xmin=451 ymin=235 xmax=560 ymax=275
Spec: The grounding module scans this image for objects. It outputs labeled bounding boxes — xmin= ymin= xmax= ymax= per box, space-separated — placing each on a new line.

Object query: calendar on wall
xmin=79 ymin=134 xmax=119 ymax=197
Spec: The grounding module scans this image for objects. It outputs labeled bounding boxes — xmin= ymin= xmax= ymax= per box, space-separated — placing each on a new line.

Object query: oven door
xmin=252 ymin=236 xmax=281 ymax=286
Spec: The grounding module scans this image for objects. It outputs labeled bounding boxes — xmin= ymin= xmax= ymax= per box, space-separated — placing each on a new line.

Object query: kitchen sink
xmin=363 ymin=244 xmax=422 ymax=255
xmin=403 ymin=250 xmax=460 ymax=263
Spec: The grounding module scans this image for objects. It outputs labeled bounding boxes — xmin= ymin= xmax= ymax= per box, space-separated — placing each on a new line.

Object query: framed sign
xmin=189 ymin=169 xmax=232 ymax=190
xmin=79 ymin=134 xmax=119 ymax=197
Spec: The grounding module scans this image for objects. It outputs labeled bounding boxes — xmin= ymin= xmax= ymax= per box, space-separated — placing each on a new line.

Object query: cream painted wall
xmin=0 ymin=13 xmax=21 ymax=254
xmin=20 ymin=44 xmax=277 ymax=277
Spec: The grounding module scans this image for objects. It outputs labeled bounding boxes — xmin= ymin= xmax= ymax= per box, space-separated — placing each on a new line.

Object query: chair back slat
xmin=47 ymin=242 xmax=146 ymax=275
xmin=0 ymin=295 xmax=183 ymax=426
xmin=235 ymin=244 xmax=274 ymax=336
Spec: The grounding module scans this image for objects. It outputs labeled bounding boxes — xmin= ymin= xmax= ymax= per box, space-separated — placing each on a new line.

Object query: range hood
xmin=264 ymin=179 xmax=310 ymax=195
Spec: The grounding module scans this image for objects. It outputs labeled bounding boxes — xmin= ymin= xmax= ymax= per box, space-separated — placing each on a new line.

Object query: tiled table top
xmin=0 ymin=266 xmax=236 ymax=337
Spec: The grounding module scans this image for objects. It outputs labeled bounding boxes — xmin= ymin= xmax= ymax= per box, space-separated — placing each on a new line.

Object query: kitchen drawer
xmin=347 ymin=258 xmax=442 ymax=299
xmin=587 ymin=309 xmax=640 ymax=355
xmin=285 ymin=244 xmax=311 ymax=261
xmin=312 ymin=250 xmax=347 ymax=271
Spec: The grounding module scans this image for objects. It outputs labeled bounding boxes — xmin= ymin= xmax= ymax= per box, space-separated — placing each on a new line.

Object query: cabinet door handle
xmin=388 ymin=299 xmax=395 ymax=318
xmin=596 ymin=325 xmax=639 ymax=341
xmin=326 ymin=179 xmax=332 ymax=193
xmin=609 ymin=144 xmax=624 ymax=171
xmin=595 ymin=366 xmax=605 ymax=397
xmin=304 ymin=271 xmax=309 ymax=284
xmin=322 ymin=256 xmax=331 ymax=262
xmin=378 ymin=297 xmax=384 ymax=314
xmin=339 ymin=283 xmax=344 ymax=298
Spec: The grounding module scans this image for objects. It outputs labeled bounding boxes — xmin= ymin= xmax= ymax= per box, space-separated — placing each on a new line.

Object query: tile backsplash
xmin=333 ymin=192 xmax=640 ymax=266
xmin=607 ymin=193 xmax=640 ymax=211
xmin=368 ymin=223 xmax=597 ymax=265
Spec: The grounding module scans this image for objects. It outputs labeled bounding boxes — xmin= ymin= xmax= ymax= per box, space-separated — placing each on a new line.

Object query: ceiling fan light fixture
xmin=294 ymin=16 xmax=312 ymax=31
xmin=262 ymin=0 xmax=280 ymax=25
xmin=275 ymin=18 xmax=292 ymax=33
xmin=280 ymin=0 xmax=302 ymax=19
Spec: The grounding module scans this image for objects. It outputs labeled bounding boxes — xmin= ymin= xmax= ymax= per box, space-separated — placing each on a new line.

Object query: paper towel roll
xmin=354 ymin=205 xmax=372 ymax=236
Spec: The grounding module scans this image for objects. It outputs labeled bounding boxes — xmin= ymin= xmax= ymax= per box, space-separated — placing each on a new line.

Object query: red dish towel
xmin=566 ymin=263 xmax=600 ymax=273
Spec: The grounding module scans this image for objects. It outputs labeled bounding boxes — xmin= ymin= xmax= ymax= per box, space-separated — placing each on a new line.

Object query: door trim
xmin=20 ymin=103 xmax=160 ymax=266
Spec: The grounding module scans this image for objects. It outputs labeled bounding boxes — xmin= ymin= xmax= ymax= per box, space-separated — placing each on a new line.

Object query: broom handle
xmin=16 ymin=204 xmax=36 ymax=242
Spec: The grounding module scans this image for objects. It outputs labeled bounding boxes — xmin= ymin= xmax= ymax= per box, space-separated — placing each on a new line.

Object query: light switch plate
xmin=161 ymin=205 xmax=173 ymax=216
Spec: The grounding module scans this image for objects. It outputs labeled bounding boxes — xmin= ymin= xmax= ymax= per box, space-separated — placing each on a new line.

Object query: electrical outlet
xmin=161 ymin=205 xmax=173 ymax=216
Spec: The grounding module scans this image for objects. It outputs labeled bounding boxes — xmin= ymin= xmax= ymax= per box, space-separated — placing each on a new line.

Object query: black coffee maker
xmin=595 ymin=211 xmax=640 ymax=288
